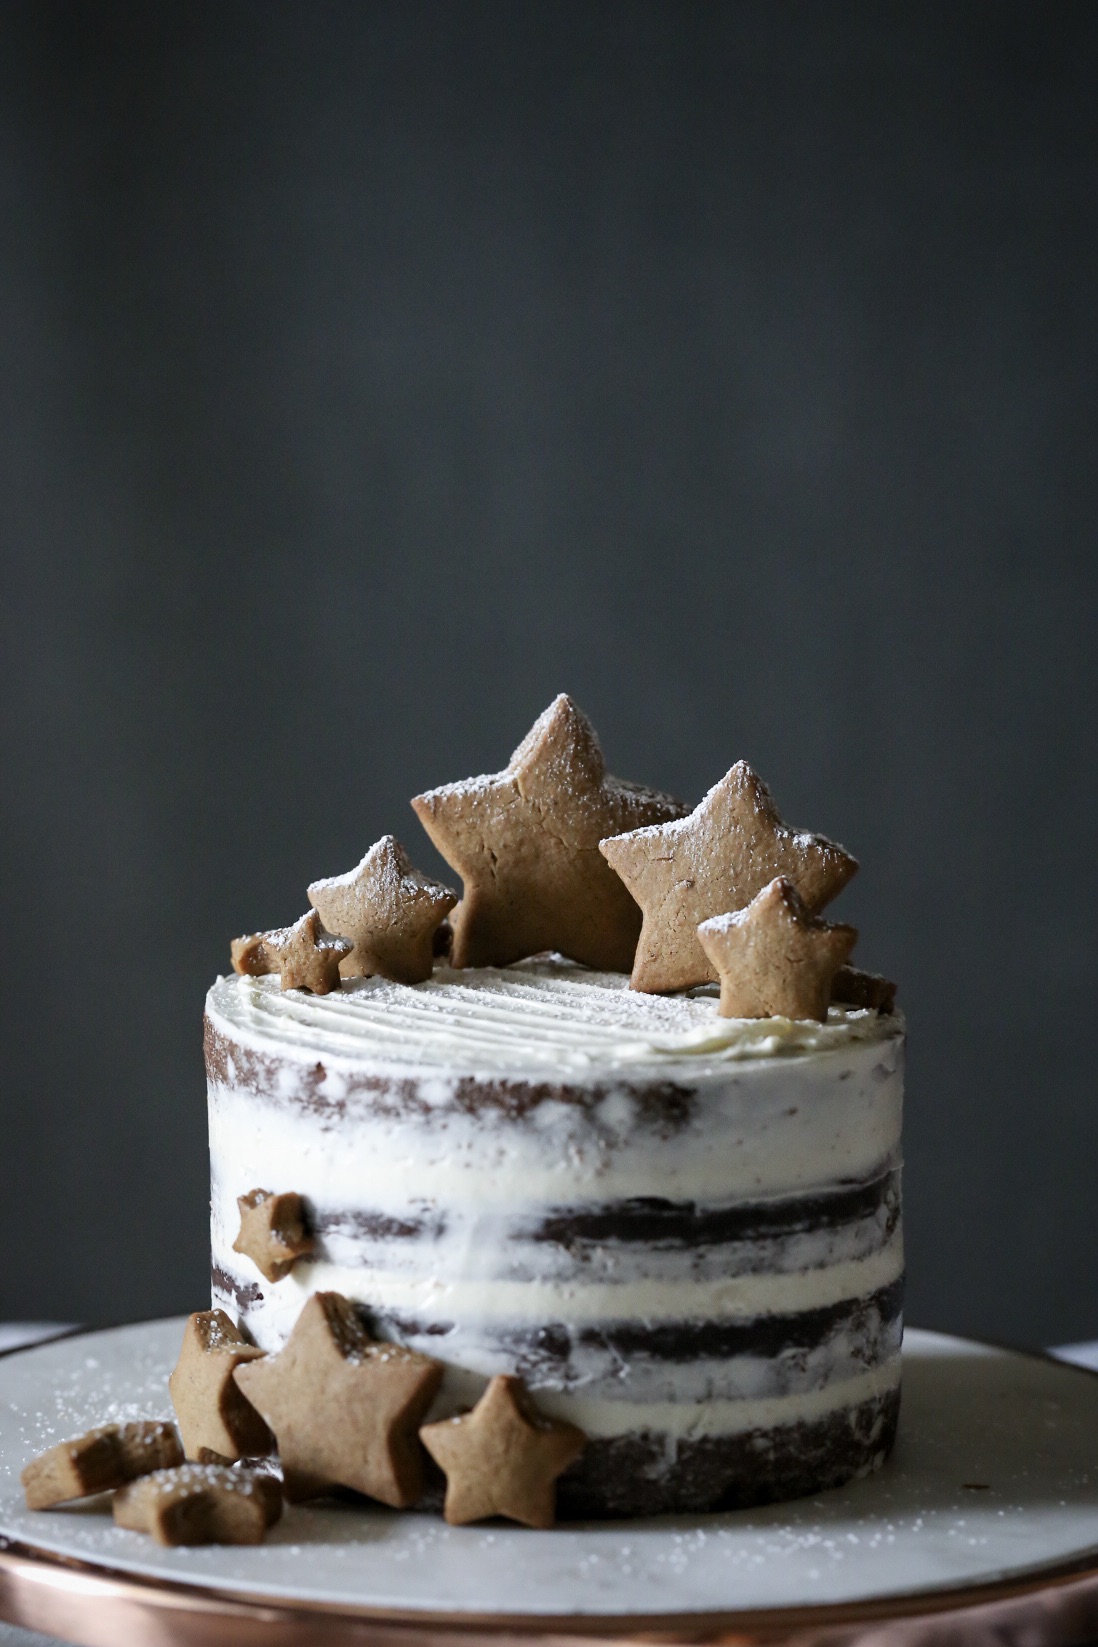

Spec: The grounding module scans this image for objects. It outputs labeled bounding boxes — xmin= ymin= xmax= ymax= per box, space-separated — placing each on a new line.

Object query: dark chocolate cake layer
xmin=555 ymin=1386 xmax=903 ymax=1519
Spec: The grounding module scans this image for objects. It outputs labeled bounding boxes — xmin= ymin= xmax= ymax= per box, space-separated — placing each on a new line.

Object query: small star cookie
xmin=420 ymin=1375 xmax=585 ymax=1528
xmin=232 ymin=1189 xmax=315 ymax=1283
xmin=22 ymin=1421 xmax=183 ymax=1510
xmin=308 ymin=834 xmax=457 ymax=984
xmin=230 ymin=931 xmax=273 ymax=975
xmin=412 ymin=694 xmax=686 ymax=970
xmin=697 ymin=876 xmax=857 ymax=1022
xmin=113 ymin=1463 xmax=281 ymax=1546
xmin=600 ymin=761 xmax=857 ymax=993
xmin=231 ymin=909 xmax=351 ymax=994
xmin=233 ymin=1292 xmax=443 ymax=1507
xmin=831 ymin=964 xmax=897 ymax=1012
xmin=168 ymin=1310 xmax=271 ymax=1462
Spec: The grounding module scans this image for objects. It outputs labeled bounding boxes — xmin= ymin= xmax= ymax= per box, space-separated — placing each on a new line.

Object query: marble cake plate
xmin=2 ymin=1322 xmax=1098 ymax=1647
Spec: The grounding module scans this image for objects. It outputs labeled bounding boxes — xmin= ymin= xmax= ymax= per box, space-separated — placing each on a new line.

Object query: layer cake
xmin=207 ymin=957 xmax=903 ymax=1517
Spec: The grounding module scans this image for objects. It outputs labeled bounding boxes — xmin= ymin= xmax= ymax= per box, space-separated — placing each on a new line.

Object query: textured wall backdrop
xmin=1 ymin=1 xmax=1096 ymax=1342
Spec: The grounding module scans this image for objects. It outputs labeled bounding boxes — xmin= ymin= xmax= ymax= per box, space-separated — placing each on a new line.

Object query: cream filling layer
xmin=224 ymin=1231 xmax=904 ymax=1325
xmin=529 ymin=1359 xmax=903 ymax=1439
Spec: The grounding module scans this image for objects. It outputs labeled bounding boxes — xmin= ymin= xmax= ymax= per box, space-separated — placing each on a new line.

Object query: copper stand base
xmin=4 ymin=1536 xmax=1098 ymax=1647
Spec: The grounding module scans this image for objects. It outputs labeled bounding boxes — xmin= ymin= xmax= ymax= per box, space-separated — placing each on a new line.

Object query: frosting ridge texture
xmin=206 ymin=960 xmax=898 ymax=1078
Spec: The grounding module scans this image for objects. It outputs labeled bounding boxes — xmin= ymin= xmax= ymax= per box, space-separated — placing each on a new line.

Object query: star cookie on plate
xmin=22 ymin=1421 xmax=183 ymax=1510
xmin=232 ymin=1189 xmax=315 ymax=1283
xmin=233 ymin=1292 xmax=443 ymax=1507
xmin=168 ymin=1310 xmax=271 ymax=1462
xmin=698 ymin=876 xmax=858 ymax=1022
xmin=412 ymin=694 xmax=686 ymax=970
xmin=420 ymin=1375 xmax=585 ymax=1528
xmin=600 ymin=760 xmax=857 ymax=993
xmin=308 ymin=834 xmax=457 ymax=984
xmin=231 ymin=909 xmax=351 ymax=995
xmin=113 ymin=1463 xmax=281 ymax=1546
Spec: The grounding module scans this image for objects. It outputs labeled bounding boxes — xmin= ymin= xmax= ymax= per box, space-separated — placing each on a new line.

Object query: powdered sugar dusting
xmin=602 ymin=763 xmax=855 ymax=884
xmin=135 ymin=1462 xmax=270 ymax=1500
xmin=309 ymin=835 xmax=451 ymax=907
xmin=414 ymin=694 xmax=686 ymax=847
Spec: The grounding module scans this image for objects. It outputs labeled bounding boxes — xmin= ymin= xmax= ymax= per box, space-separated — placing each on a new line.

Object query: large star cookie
xmin=308 ymin=834 xmax=457 ymax=984
xmin=600 ymin=761 xmax=857 ymax=993
xmin=233 ymin=1293 xmax=442 ymax=1507
xmin=411 ymin=694 xmax=686 ymax=970
xmin=698 ymin=876 xmax=858 ymax=1022
xmin=420 ymin=1375 xmax=585 ymax=1528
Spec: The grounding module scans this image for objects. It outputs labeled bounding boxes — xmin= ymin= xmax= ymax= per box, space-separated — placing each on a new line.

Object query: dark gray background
xmin=2 ymin=1 xmax=1095 ymax=1344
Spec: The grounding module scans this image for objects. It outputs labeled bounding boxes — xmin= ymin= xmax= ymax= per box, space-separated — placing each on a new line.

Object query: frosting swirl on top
xmin=206 ymin=957 xmax=899 ymax=1078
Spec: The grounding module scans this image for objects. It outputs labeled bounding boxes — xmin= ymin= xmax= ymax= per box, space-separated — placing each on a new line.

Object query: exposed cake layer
xmin=206 ymin=970 xmax=903 ymax=1208
xmin=554 ymin=1385 xmax=902 ymax=1517
xmin=206 ymin=962 xmax=904 ymax=1514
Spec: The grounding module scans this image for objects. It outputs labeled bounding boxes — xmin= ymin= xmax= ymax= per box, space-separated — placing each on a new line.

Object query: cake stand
xmin=2 ymin=1321 xmax=1098 ymax=1647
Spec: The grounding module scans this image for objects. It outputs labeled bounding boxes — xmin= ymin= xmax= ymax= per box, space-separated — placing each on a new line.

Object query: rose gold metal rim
xmin=5 ymin=1535 xmax=1098 ymax=1647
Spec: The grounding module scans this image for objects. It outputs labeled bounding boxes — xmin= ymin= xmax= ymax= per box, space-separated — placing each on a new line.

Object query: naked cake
xmin=206 ymin=695 xmax=904 ymax=1520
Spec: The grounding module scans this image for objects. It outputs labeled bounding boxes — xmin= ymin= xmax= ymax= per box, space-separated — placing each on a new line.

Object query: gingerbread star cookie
xmin=421 ymin=1375 xmax=584 ymax=1528
xmin=232 ymin=1189 xmax=315 ymax=1283
xmin=831 ymin=964 xmax=897 ymax=1013
xmin=698 ymin=876 xmax=857 ymax=1022
xmin=233 ymin=1292 xmax=443 ymax=1506
xmin=113 ymin=1463 xmax=281 ymax=1546
xmin=412 ymin=694 xmax=686 ymax=970
xmin=22 ymin=1421 xmax=183 ymax=1510
xmin=231 ymin=909 xmax=351 ymax=994
xmin=308 ymin=834 xmax=457 ymax=984
xmin=600 ymin=761 xmax=857 ymax=993
xmin=169 ymin=1310 xmax=271 ymax=1461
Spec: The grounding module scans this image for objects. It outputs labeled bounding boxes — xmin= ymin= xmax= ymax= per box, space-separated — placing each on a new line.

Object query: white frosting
xmin=206 ymin=959 xmax=904 ymax=1443
xmin=208 ymin=1016 xmax=902 ymax=1213
xmin=206 ymin=960 xmax=898 ymax=1079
